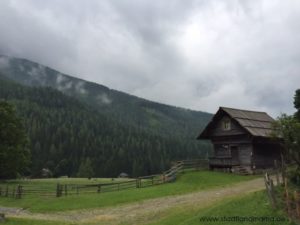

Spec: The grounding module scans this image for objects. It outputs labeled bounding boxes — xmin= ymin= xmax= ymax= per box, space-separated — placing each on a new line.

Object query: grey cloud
xmin=0 ymin=56 xmax=10 ymax=69
xmin=0 ymin=0 xmax=299 ymax=116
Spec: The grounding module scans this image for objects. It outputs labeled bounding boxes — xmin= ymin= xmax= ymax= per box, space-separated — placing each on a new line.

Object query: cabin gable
xmin=209 ymin=115 xmax=247 ymax=137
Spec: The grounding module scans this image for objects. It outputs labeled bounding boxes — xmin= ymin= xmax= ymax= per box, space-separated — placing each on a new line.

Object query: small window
xmin=223 ymin=120 xmax=231 ymax=130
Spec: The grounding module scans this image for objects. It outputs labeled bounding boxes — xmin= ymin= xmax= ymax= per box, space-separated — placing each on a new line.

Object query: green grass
xmin=148 ymin=191 xmax=295 ymax=225
xmin=2 ymin=218 xmax=72 ymax=225
xmin=2 ymin=177 xmax=131 ymax=187
xmin=0 ymin=171 xmax=255 ymax=213
xmin=3 ymin=191 xmax=294 ymax=225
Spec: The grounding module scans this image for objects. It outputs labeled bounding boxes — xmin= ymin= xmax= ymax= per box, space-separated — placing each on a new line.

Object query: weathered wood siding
xmin=213 ymin=143 xmax=252 ymax=166
xmin=214 ymin=144 xmax=230 ymax=157
xmin=253 ymin=144 xmax=281 ymax=168
xmin=238 ymin=144 xmax=252 ymax=165
xmin=212 ymin=135 xmax=251 ymax=145
xmin=210 ymin=115 xmax=246 ymax=137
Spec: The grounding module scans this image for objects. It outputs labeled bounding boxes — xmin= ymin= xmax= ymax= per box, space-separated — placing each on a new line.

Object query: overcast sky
xmin=0 ymin=0 xmax=300 ymax=116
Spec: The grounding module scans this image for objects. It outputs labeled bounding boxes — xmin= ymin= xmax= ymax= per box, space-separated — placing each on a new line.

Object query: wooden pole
xmin=294 ymin=191 xmax=300 ymax=218
xmin=12 ymin=187 xmax=15 ymax=198
xmin=97 ymin=185 xmax=101 ymax=193
xmin=16 ymin=185 xmax=21 ymax=199
xmin=19 ymin=185 xmax=23 ymax=199
xmin=285 ymin=179 xmax=291 ymax=217
xmin=281 ymin=154 xmax=286 ymax=186
xmin=269 ymin=179 xmax=277 ymax=208
xmin=274 ymin=160 xmax=280 ymax=186
xmin=5 ymin=186 xmax=8 ymax=197
xmin=264 ymin=173 xmax=276 ymax=209
xmin=56 ymin=183 xmax=61 ymax=197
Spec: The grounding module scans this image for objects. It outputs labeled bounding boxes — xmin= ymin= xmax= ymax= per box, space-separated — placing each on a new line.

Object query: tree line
xmin=0 ymin=75 xmax=210 ymax=179
xmin=272 ymin=89 xmax=300 ymax=185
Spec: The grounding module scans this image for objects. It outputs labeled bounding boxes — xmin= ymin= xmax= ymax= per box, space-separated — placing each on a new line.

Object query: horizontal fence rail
xmin=0 ymin=159 xmax=208 ymax=199
xmin=264 ymin=160 xmax=300 ymax=223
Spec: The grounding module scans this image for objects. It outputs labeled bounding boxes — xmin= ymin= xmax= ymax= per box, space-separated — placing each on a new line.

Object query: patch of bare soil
xmin=1 ymin=178 xmax=265 ymax=225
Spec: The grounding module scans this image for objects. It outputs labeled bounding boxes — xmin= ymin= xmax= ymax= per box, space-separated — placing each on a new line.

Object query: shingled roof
xmin=198 ymin=107 xmax=275 ymax=138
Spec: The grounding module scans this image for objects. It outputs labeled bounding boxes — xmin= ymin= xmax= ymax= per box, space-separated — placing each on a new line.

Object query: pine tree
xmin=77 ymin=158 xmax=94 ymax=178
xmin=0 ymin=101 xmax=30 ymax=179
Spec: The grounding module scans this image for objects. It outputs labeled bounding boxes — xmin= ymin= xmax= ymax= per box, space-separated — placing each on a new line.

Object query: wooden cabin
xmin=197 ymin=107 xmax=282 ymax=174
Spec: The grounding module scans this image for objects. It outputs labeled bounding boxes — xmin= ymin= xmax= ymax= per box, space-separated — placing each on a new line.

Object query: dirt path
xmin=1 ymin=177 xmax=266 ymax=224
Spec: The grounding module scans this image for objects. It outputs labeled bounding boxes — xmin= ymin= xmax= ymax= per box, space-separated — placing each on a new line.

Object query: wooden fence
xmin=264 ymin=162 xmax=300 ymax=223
xmin=0 ymin=159 xmax=208 ymax=199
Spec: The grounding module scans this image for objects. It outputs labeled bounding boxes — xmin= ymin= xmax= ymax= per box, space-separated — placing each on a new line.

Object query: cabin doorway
xmin=230 ymin=146 xmax=239 ymax=163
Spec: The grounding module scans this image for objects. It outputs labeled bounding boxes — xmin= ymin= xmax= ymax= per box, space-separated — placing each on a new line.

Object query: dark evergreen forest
xmin=0 ymin=74 xmax=211 ymax=177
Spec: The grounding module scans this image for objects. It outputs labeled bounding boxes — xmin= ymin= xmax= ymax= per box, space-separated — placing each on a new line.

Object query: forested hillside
xmin=0 ymin=55 xmax=212 ymax=140
xmin=0 ymin=74 xmax=211 ymax=177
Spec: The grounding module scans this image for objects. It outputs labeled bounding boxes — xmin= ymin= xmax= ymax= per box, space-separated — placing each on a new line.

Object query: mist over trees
xmin=0 ymin=75 xmax=211 ymax=178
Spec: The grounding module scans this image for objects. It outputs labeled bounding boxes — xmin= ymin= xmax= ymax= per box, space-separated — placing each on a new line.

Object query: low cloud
xmin=0 ymin=0 xmax=299 ymax=116
xmin=56 ymin=73 xmax=73 ymax=91
xmin=74 ymin=81 xmax=87 ymax=95
xmin=97 ymin=93 xmax=112 ymax=105
xmin=0 ymin=56 xmax=10 ymax=69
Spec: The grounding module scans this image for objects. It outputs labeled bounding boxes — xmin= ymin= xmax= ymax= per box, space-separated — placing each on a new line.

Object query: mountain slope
xmin=0 ymin=55 xmax=212 ymax=140
xmin=0 ymin=74 xmax=211 ymax=177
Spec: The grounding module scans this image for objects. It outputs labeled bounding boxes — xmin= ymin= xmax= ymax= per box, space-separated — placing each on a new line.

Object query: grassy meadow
xmin=2 ymin=191 xmax=293 ymax=225
xmin=1 ymin=170 xmax=291 ymax=225
xmin=0 ymin=171 xmax=255 ymax=212
xmin=148 ymin=191 xmax=294 ymax=225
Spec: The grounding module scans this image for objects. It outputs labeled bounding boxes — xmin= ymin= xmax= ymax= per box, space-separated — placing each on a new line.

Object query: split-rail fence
xmin=0 ymin=159 xmax=208 ymax=199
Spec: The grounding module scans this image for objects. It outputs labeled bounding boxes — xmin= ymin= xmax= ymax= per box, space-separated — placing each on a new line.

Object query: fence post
xmin=97 ymin=185 xmax=101 ymax=193
xmin=264 ymin=173 xmax=276 ymax=209
xmin=56 ymin=183 xmax=62 ymax=197
xmin=136 ymin=179 xmax=139 ymax=188
xmin=64 ymin=185 xmax=68 ymax=196
xmin=274 ymin=160 xmax=280 ymax=186
xmin=12 ymin=187 xmax=15 ymax=198
xmin=294 ymin=191 xmax=300 ymax=218
xmin=196 ymin=160 xmax=200 ymax=171
xmin=284 ymin=179 xmax=291 ymax=217
xmin=269 ymin=179 xmax=277 ymax=208
xmin=76 ymin=185 xmax=79 ymax=195
xmin=16 ymin=185 xmax=22 ymax=199
xmin=281 ymin=156 xmax=286 ymax=186
xmin=5 ymin=186 xmax=8 ymax=197
xmin=20 ymin=185 xmax=23 ymax=199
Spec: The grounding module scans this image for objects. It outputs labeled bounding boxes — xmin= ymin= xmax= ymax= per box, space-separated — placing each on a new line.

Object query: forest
xmin=0 ymin=74 xmax=211 ymax=178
